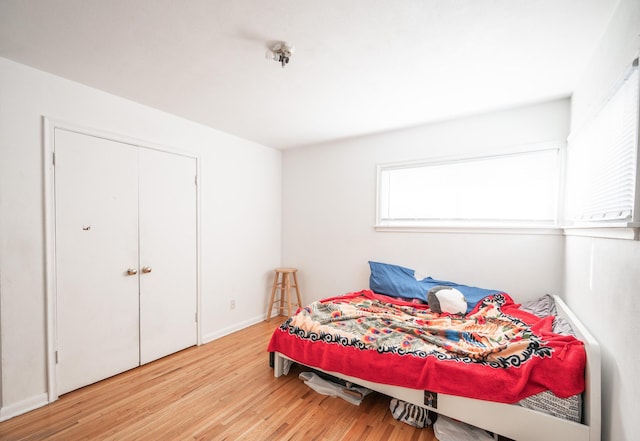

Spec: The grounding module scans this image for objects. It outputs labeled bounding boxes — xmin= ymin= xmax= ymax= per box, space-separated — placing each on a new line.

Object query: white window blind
xmin=565 ymin=59 xmax=639 ymax=224
xmin=377 ymin=145 xmax=560 ymax=227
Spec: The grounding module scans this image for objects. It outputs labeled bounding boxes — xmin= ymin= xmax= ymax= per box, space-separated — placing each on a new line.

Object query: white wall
xmin=564 ymin=1 xmax=640 ymax=440
xmin=0 ymin=57 xmax=281 ymax=418
xmin=282 ymin=99 xmax=569 ymax=304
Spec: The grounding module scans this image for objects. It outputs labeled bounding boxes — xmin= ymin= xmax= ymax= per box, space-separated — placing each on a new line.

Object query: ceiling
xmin=0 ymin=0 xmax=619 ymax=149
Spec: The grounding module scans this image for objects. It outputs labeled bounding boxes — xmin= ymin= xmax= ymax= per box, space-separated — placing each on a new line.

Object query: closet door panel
xmin=54 ymin=129 xmax=140 ymax=395
xmin=138 ymin=148 xmax=197 ymax=364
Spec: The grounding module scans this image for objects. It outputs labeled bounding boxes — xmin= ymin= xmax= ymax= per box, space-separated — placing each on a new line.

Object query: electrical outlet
xmin=230 ymin=299 xmax=236 ymax=310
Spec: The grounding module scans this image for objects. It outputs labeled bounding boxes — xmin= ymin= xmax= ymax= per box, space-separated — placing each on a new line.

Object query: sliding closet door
xmin=138 ymin=148 xmax=197 ymax=364
xmin=55 ymin=129 xmax=140 ymax=395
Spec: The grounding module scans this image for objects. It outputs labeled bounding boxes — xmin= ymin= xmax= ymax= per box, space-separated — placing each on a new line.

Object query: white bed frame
xmin=272 ymin=295 xmax=601 ymax=441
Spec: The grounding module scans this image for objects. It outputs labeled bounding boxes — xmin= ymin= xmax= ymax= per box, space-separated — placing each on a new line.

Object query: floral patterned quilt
xmin=268 ymin=290 xmax=586 ymax=403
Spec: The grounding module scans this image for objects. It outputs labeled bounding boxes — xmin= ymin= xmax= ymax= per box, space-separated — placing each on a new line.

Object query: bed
xmin=268 ymin=263 xmax=601 ymax=441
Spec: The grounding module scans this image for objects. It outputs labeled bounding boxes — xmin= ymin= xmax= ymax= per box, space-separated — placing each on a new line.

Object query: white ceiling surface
xmin=0 ymin=0 xmax=619 ymax=149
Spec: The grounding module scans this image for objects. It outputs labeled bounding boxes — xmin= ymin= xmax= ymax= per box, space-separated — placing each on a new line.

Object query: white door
xmin=54 ymin=129 xmax=198 ymax=394
xmin=138 ymin=148 xmax=197 ymax=364
xmin=55 ymin=129 xmax=140 ymax=395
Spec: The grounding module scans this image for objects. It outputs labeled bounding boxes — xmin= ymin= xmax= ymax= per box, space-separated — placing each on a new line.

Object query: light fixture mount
xmin=267 ymin=42 xmax=294 ymax=68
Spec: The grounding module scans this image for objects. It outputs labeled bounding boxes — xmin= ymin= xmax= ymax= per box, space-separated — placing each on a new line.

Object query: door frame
xmin=43 ymin=117 xmax=202 ymax=403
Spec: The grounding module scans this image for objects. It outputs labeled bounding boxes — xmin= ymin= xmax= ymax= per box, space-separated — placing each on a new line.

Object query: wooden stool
xmin=266 ymin=267 xmax=303 ymax=321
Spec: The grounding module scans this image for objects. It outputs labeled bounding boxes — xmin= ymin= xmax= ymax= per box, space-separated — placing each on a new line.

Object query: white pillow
xmin=427 ymin=287 xmax=467 ymax=314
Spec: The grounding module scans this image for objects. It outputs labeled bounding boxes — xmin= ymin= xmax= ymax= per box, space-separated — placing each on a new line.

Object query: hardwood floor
xmin=0 ymin=319 xmax=437 ymax=441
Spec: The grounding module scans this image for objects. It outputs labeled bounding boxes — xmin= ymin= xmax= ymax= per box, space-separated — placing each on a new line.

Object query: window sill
xmin=562 ymin=223 xmax=640 ymax=240
xmin=374 ymin=224 xmax=564 ymax=235
xmin=374 ymin=222 xmax=640 ymax=239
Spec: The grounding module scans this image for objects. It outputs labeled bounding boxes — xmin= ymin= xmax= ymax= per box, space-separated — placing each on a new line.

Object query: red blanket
xmin=268 ymin=290 xmax=586 ymax=404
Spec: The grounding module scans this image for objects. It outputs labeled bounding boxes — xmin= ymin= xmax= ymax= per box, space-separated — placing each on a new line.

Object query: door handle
xmin=126 ymin=268 xmax=138 ymax=276
xmin=142 ymin=266 xmax=152 ymax=274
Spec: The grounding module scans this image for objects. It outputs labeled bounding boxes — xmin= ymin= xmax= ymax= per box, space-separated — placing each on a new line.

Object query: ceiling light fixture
xmin=267 ymin=42 xmax=294 ymax=68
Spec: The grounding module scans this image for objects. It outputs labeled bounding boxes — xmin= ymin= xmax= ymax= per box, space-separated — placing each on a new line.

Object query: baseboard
xmin=202 ymin=313 xmax=267 ymax=344
xmin=0 ymin=393 xmax=48 ymax=422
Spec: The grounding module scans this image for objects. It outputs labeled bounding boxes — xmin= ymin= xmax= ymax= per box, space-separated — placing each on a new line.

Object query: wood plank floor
xmin=0 ymin=319 xmax=438 ymax=441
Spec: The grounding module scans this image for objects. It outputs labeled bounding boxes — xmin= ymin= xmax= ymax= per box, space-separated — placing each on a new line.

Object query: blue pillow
xmin=368 ymin=261 xmax=501 ymax=313
xmin=369 ymin=261 xmax=426 ymax=301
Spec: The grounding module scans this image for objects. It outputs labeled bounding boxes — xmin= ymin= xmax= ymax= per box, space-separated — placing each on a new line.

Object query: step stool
xmin=266 ymin=267 xmax=303 ymax=321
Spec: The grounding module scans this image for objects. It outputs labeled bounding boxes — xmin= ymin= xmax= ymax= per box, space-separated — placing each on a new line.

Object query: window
xmin=377 ymin=144 xmax=561 ymax=228
xmin=565 ymin=59 xmax=639 ymax=226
